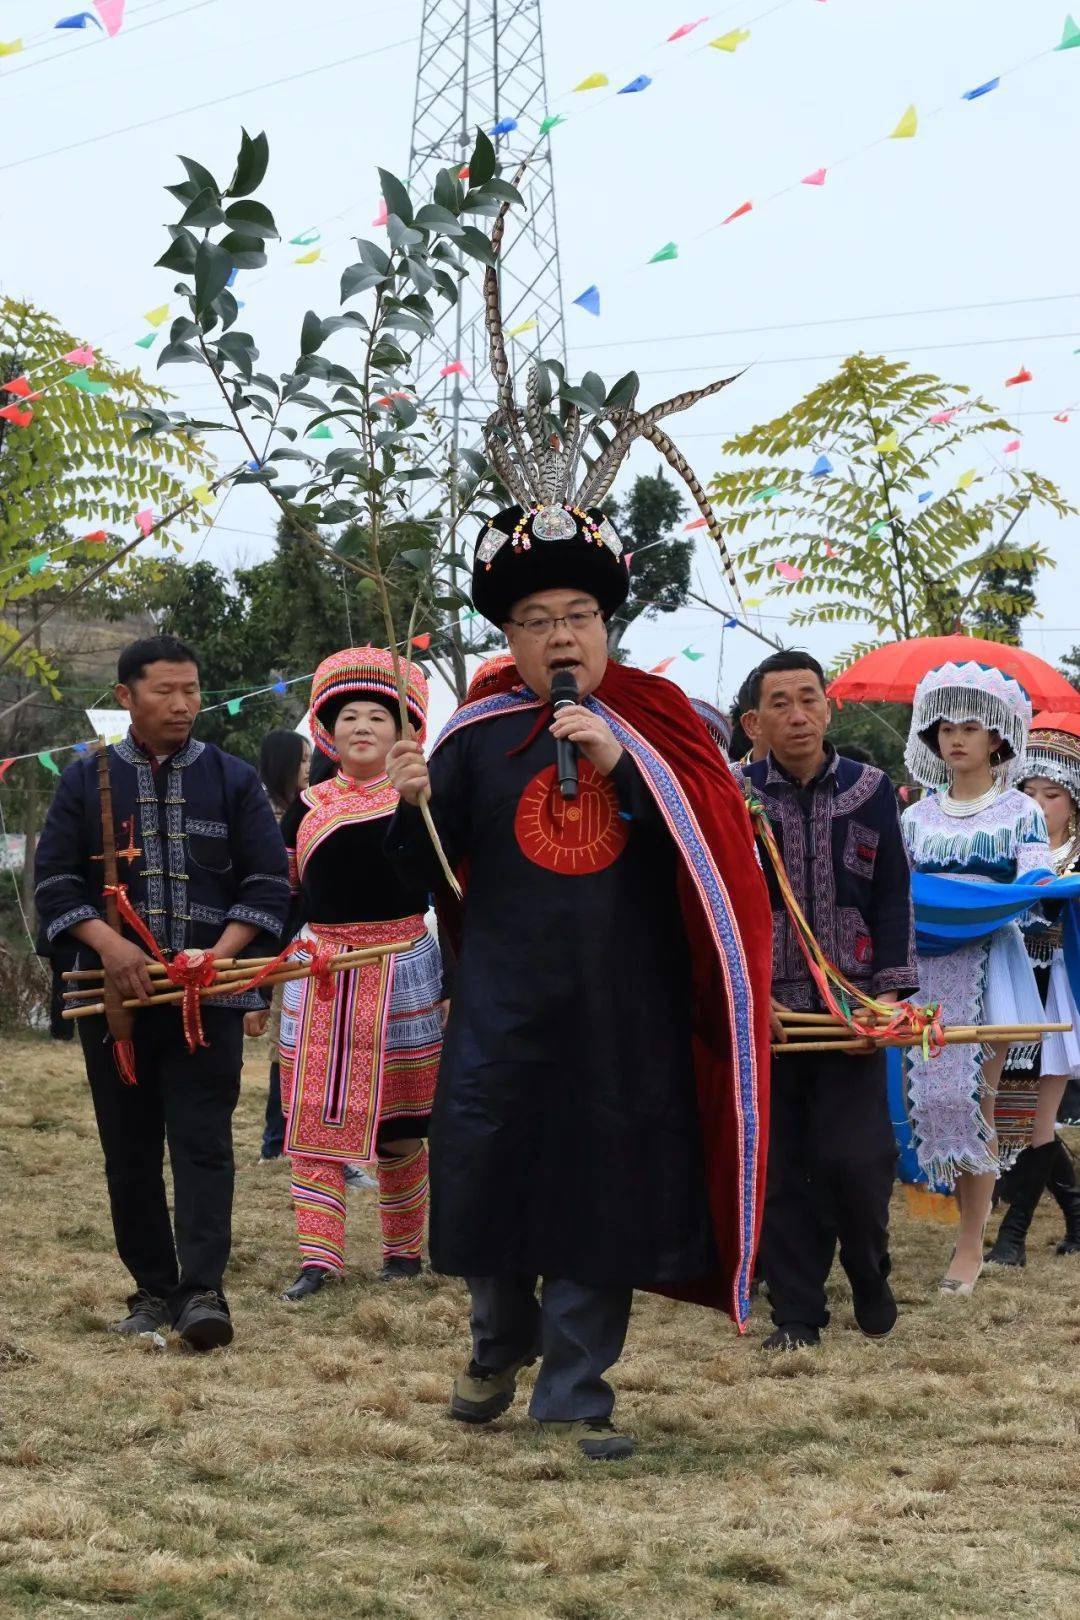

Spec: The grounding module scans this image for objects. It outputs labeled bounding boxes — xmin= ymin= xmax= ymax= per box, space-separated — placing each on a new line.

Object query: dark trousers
xmin=760 ymin=1048 xmax=897 ymax=1330
xmin=261 ymin=1060 xmax=285 ymax=1159
xmin=467 ymin=1275 xmax=632 ymax=1421
xmin=79 ymin=1008 xmax=243 ymax=1321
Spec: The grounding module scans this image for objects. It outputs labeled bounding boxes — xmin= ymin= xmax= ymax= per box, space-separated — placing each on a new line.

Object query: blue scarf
xmin=912 ymin=867 xmax=1080 ymax=1001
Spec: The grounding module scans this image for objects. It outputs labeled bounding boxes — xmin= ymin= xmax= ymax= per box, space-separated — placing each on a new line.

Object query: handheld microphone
xmin=549 ymin=669 xmax=579 ymax=801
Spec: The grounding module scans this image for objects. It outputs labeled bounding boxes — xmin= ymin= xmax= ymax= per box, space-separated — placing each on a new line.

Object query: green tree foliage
xmin=0 ymin=298 xmax=213 ymax=690
xmin=604 ymin=471 xmax=688 ymax=652
xmin=707 ymin=355 xmax=1073 ymax=660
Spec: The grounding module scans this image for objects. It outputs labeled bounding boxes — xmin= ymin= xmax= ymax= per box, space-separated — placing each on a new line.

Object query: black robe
xmin=386 ymin=706 xmax=716 ymax=1289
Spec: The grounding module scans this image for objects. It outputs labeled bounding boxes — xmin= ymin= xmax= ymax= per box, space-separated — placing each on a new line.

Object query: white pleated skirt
xmin=1040 ymin=950 xmax=1080 ymax=1079
xmin=982 ymin=923 xmax=1047 ymax=1053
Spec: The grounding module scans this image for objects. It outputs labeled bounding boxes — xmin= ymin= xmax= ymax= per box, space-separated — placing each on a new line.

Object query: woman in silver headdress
xmin=900 ymin=661 xmax=1049 ymax=1296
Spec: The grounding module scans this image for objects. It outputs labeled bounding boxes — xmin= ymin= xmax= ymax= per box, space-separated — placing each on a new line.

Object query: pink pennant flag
xmin=802 ymin=168 xmax=827 ymax=186
xmin=824 ymin=542 xmax=840 ymax=559
xmin=0 ymin=758 xmax=15 ymax=783
xmin=667 ymin=16 xmax=707 ymax=41
xmin=650 ymin=657 xmax=676 ymax=675
xmin=135 ymin=508 xmax=154 ymax=537
xmin=1054 ymin=412 xmax=1070 ymax=423
xmin=1003 ymin=439 xmax=1021 ymax=453
xmin=439 ymin=361 xmax=469 ymax=378
xmin=683 ymin=517 xmax=707 ymax=531
xmin=1005 ymin=365 xmax=1032 ymax=387
xmin=372 ymin=199 xmax=388 ymax=227
xmin=723 ymin=200 xmax=753 ymax=225
xmin=94 ymin=0 xmax=124 ymax=36
xmin=928 ymin=408 xmax=959 ymax=425
xmin=63 ymin=344 xmax=95 ymax=365
xmin=775 ymin=561 xmax=805 ymax=582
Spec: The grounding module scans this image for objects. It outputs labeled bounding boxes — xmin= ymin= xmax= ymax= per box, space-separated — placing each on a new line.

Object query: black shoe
xmin=378 ymin=1256 xmax=422 ymax=1282
xmin=986 ymin=1142 xmax=1056 ymax=1267
xmin=1048 ymin=1137 xmax=1080 ymax=1254
xmin=282 ymin=1266 xmax=334 ymax=1302
xmin=851 ymin=1276 xmax=898 ymax=1338
xmin=174 ymin=1291 xmax=233 ymax=1352
xmin=108 ymin=1289 xmax=169 ymax=1338
xmin=762 ymin=1322 xmax=820 ymax=1351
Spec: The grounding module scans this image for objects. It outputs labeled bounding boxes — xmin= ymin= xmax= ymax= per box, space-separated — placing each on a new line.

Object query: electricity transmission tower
xmin=407 ymin=0 xmax=568 ymax=446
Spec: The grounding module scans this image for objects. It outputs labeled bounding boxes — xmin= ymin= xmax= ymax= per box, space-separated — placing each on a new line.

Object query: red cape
xmin=438 ymin=660 xmax=773 ymax=1326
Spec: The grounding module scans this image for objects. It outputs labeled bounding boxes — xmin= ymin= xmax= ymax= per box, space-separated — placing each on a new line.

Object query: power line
xmin=621 ymin=330 xmax=1080 ymax=380
xmin=569 ymin=294 xmax=1080 ymax=353
xmin=0 ymin=31 xmax=418 ymax=174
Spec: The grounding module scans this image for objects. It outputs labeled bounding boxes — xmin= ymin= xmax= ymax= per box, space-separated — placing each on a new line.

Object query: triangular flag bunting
xmin=93 ymin=0 xmax=125 ymax=36
xmin=539 ymin=113 xmax=567 ymax=135
xmin=273 ymin=680 xmax=288 ymax=695
xmin=135 ymin=332 xmax=157 ymax=350
xmin=308 ymin=424 xmax=332 ymax=439
xmin=682 ymin=647 xmax=705 ymax=661
xmin=0 ymin=40 xmax=24 ymax=56
xmin=875 ymin=430 xmax=899 ymax=454
xmin=28 ymin=554 xmax=48 ymax=576
xmin=709 ymin=29 xmax=750 ymax=51
xmin=289 ymin=228 xmax=320 ymax=246
xmin=191 ymin=483 xmax=214 ymax=506
xmin=684 ymin=517 xmax=707 ymax=531
xmin=572 ymin=285 xmax=600 ymax=315
xmin=802 ymin=168 xmax=827 ymax=186
xmin=1003 ymin=439 xmax=1021 ymax=453
xmin=411 ymin=633 xmax=432 ymax=650
xmin=573 ymin=73 xmax=609 ymax=92
xmin=648 ymin=242 xmax=678 ymax=263
xmin=489 ymin=117 xmax=518 ymax=136
xmin=143 ymin=304 xmax=169 ymax=327
xmin=889 ymin=105 xmax=918 ymax=139
xmin=1054 ymin=412 xmax=1070 ymax=423
xmin=0 ymin=376 xmax=37 ymax=398
xmin=775 ymin=561 xmax=805 ymax=582
xmin=962 ymin=77 xmax=999 ymax=100
xmin=917 ymin=491 xmax=933 ymax=502
xmin=810 ymin=454 xmax=833 ymax=476
xmin=1056 ymin=13 xmax=1080 ymax=49
xmin=723 ymin=201 xmax=753 ymax=225
xmin=294 ymin=249 xmax=322 ymax=265
xmin=84 ymin=529 xmax=108 ymax=542
xmin=226 ymin=698 xmax=243 ymax=716
xmin=56 ymin=12 xmax=102 ymax=29
xmin=1005 ymin=365 xmax=1032 ymax=386
xmin=440 ymin=361 xmax=469 ymax=378
xmin=37 ymin=751 xmax=61 ymax=776
xmin=956 ymin=469 xmax=977 ymax=490
xmin=650 ymin=657 xmax=676 ymax=674
xmin=507 ymin=318 xmax=538 ymax=338
xmin=0 ymin=405 xmax=33 ymax=428
xmin=618 ymin=75 xmax=652 ymax=94
xmin=63 ymin=369 xmax=111 ymax=395
xmin=668 ymin=18 xmax=707 ymax=42
xmin=749 ymin=486 xmax=779 ymax=502
xmin=0 ymin=759 xmax=15 ymax=782
xmin=135 ymin=508 xmax=154 ymax=536
xmin=372 ymin=199 xmax=389 ymax=226
xmin=929 ymin=408 xmax=959 ymax=424
xmin=724 ymin=617 xmax=739 ymax=628
xmin=62 ymin=345 xmax=95 ymax=365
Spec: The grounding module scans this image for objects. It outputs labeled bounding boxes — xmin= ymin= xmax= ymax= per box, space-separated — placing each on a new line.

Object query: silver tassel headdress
xmin=904 ymin=660 xmax=1032 ymax=788
xmin=1020 ymin=716 xmax=1080 ymax=807
xmin=470 ymin=178 xmax=743 ymax=627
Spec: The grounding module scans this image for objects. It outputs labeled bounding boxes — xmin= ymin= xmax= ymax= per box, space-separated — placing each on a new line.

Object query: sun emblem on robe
xmin=514 ymin=761 xmax=630 ymax=874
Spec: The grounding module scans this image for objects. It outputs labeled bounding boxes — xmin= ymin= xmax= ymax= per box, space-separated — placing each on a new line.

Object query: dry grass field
xmin=2 ymin=1032 xmax=1079 ymax=1620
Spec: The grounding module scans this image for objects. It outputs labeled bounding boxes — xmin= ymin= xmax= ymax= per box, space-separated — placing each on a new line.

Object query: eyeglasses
xmin=505 ymin=608 xmax=603 ymax=639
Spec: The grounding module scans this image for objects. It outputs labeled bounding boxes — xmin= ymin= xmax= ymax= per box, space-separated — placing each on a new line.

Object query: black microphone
xmin=549 ymin=669 xmax=579 ymax=801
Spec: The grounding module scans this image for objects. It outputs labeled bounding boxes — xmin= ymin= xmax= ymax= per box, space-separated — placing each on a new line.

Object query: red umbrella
xmin=828 ymin=635 xmax=1080 ymax=714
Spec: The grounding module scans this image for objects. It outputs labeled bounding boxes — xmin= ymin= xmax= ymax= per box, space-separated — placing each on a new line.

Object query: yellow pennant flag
xmin=743 ymin=597 xmax=762 ymax=609
xmin=190 ymin=483 xmax=214 ymax=507
xmin=890 ymin=104 xmax=918 ymax=139
xmin=0 ymin=39 xmax=23 ymax=55
xmin=709 ymin=28 xmax=750 ymax=52
xmin=875 ymin=430 xmax=899 ymax=454
xmin=956 ymin=468 xmax=977 ymax=490
xmin=573 ymin=72 xmax=609 ymax=92
xmin=507 ymin=318 xmax=538 ymax=339
xmin=294 ymin=249 xmax=322 ymax=265
xmin=143 ymin=304 xmax=170 ymax=327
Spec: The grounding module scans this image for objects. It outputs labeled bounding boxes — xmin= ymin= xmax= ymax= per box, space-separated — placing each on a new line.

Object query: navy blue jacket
xmin=744 ymin=746 xmax=917 ymax=1012
xmin=34 ymin=732 xmax=289 ymax=1010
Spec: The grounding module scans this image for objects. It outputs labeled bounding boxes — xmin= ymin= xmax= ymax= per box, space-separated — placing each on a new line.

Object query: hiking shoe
xmin=450 ymin=1352 xmax=538 ymax=1424
xmin=175 ymin=1291 xmax=234 ymax=1352
xmin=378 ymin=1256 xmax=422 ymax=1282
xmin=762 ymin=1322 xmax=820 ymax=1352
xmin=282 ymin=1266 xmax=334 ymax=1302
xmin=536 ymin=1419 xmax=635 ymax=1462
xmin=108 ymin=1289 xmax=169 ymax=1338
xmin=851 ymin=1276 xmax=898 ymax=1338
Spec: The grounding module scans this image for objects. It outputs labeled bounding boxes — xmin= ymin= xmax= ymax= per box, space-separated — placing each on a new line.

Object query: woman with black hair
xmin=250 ymin=729 xmax=310 ymax=1162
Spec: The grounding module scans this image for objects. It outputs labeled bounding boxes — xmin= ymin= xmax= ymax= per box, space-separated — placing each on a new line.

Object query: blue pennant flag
xmin=572 ymin=284 xmax=600 ymax=317
xmin=618 ymin=75 xmax=652 ymax=94
xmin=489 ymin=117 xmax=519 ymax=136
xmin=962 ymin=77 xmax=1000 ymax=101
xmin=55 ymin=11 xmax=101 ymax=27
xmin=810 ymin=454 xmax=833 ymax=477
xmin=917 ymin=491 xmax=933 ymax=503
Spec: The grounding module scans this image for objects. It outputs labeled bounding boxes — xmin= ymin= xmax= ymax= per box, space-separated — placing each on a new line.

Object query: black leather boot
xmin=985 ymin=1143 xmax=1056 ymax=1267
xmin=1047 ymin=1137 xmax=1080 ymax=1255
xmin=282 ymin=1266 xmax=334 ymax=1302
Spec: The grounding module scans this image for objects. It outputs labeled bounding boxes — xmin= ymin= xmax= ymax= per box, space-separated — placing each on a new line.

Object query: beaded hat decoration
xmin=691 ymin=697 xmax=733 ymax=756
xmin=904 ymin=660 xmax=1032 ymax=789
xmin=308 ymin=645 xmax=429 ymax=760
xmin=465 ymin=651 xmax=518 ymax=704
xmin=1020 ymin=711 xmax=1080 ymax=807
xmin=471 ymin=167 xmax=744 ymax=624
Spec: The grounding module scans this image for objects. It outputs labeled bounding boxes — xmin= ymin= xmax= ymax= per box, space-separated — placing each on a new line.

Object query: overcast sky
xmin=3 ymin=0 xmax=1079 ymax=711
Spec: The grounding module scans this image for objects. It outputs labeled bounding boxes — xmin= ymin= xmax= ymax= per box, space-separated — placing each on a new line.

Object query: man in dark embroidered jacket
xmin=741 ymin=651 xmax=917 ymax=1351
xmin=34 ymin=636 xmax=289 ymax=1350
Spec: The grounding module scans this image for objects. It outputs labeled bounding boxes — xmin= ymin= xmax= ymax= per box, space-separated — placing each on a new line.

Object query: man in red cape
xmin=387 ymin=500 xmax=771 ymax=1462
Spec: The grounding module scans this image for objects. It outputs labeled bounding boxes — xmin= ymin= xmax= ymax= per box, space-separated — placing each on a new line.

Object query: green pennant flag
xmin=1056 ymin=13 xmax=1080 ymax=48
xmin=289 ymin=228 xmax=321 ymax=246
xmin=648 ymin=241 xmax=679 ymax=264
xmin=37 ymin=750 xmax=60 ymax=776
xmin=682 ymin=647 xmax=705 ymax=661
xmin=135 ymin=332 xmax=157 ymax=350
xmin=750 ymin=486 xmax=780 ymax=502
xmin=868 ymin=519 xmax=889 ymax=537
xmin=308 ymin=424 xmax=332 ymax=440
xmin=63 ymin=368 xmax=111 ymax=395
xmin=539 ymin=113 xmax=567 ymax=135
xmin=226 ymin=698 xmax=243 ymax=716
xmin=27 ymin=553 xmax=48 ymax=575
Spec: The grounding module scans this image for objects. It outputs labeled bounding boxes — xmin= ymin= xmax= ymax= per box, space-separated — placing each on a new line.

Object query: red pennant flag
xmin=0 ymin=404 xmax=33 ymax=427
xmin=683 ymin=517 xmax=707 ymax=531
xmin=458 ymin=165 xmax=470 ymax=181
xmin=1054 ymin=412 xmax=1070 ymax=423
xmin=0 ymin=758 xmax=15 ymax=782
xmin=411 ymin=633 xmax=432 ymax=650
xmin=84 ymin=529 xmax=108 ymax=543
xmin=1004 ymin=365 xmax=1032 ymax=387
xmin=1 ymin=375 xmax=39 ymax=399
xmin=372 ymin=199 xmax=388 ymax=227
xmin=650 ymin=657 xmax=676 ymax=675
xmin=722 ymin=200 xmax=753 ymax=225
xmin=439 ymin=361 xmax=469 ymax=378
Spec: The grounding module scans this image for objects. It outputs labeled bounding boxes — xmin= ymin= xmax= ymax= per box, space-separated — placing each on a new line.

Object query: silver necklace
xmin=938 ymin=780 xmax=1002 ymax=818
xmin=1051 ymin=836 xmax=1079 ymax=873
